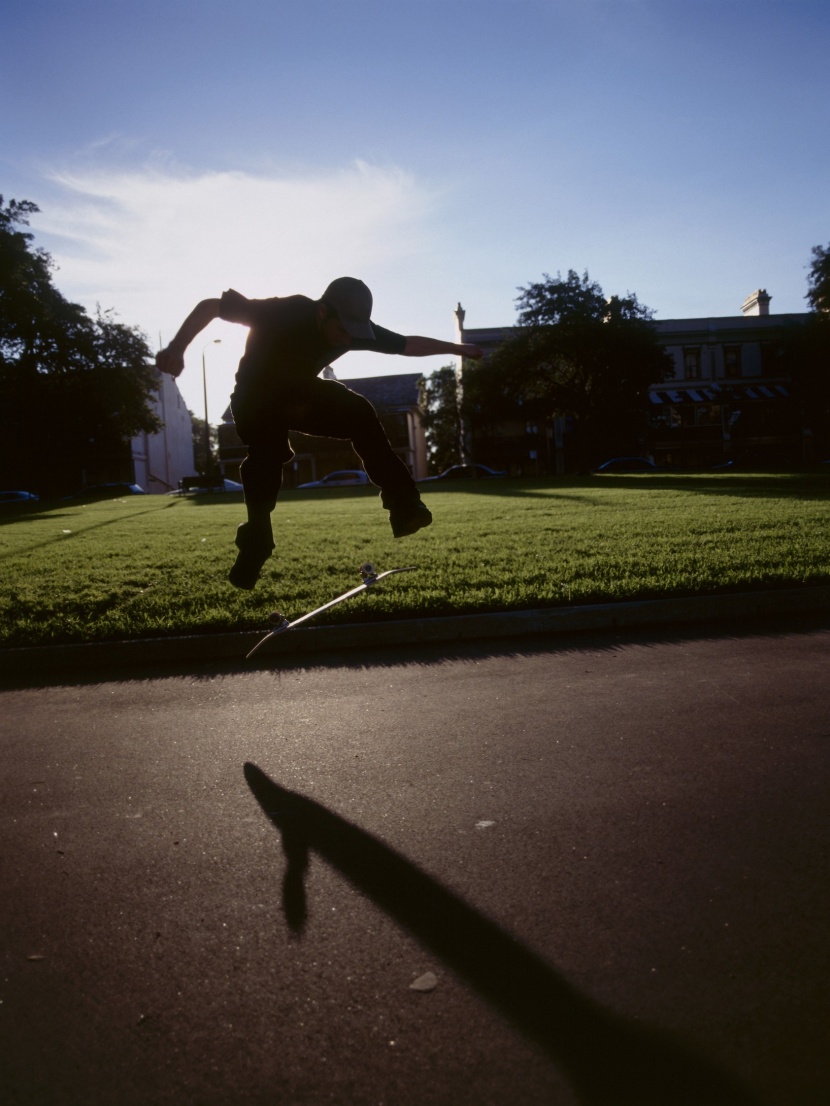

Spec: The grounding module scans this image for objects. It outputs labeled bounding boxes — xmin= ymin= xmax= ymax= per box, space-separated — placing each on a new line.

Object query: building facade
xmin=216 ymin=372 xmax=428 ymax=486
xmin=131 ymin=370 xmax=197 ymax=493
xmin=455 ymin=291 xmax=811 ymax=471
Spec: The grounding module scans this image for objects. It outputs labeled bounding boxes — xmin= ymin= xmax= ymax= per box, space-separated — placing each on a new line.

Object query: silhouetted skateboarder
xmin=157 ymin=277 xmax=482 ymax=588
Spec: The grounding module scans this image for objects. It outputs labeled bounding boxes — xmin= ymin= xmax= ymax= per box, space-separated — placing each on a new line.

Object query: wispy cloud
xmin=32 ymin=160 xmax=442 ymax=414
xmin=38 ymin=160 xmax=438 ymax=315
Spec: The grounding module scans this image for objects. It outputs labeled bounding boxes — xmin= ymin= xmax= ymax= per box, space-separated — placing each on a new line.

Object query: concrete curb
xmin=2 ymin=585 xmax=829 ymax=676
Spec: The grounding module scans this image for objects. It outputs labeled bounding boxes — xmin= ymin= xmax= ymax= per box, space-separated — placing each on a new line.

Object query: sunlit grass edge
xmin=1 ymin=473 xmax=828 ymax=647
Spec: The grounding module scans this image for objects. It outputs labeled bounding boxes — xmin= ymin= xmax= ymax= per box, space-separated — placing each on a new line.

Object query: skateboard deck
xmin=246 ymin=562 xmax=417 ymax=659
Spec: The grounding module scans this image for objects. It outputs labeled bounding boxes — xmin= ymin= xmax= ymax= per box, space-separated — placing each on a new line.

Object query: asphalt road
xmin=1 ymin=616 xmax=828 ymax=1106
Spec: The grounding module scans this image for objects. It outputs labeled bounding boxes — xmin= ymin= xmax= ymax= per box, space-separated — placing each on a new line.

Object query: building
xmin=131 ymin=370 xmax=197 ymax=493
xmin=216 ymin=372 xmax=428 ymax=486
xmin=454 ymin=291 xmax=811 ymax=471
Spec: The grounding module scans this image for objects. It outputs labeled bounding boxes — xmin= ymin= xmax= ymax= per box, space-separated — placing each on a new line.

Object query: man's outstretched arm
xmin=156 ymin=298 xmax=223 ymax=377
xmin=402 ymin=336 xmax=484 ymax=360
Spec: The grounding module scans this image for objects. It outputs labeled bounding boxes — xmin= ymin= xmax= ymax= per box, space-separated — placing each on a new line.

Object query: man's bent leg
xmin=298 ymin=381 xmax=432 ymax=537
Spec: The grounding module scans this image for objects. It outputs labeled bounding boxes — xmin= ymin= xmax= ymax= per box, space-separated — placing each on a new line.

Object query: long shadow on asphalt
xmin=243 ymin=762 xmax=760 ymax=1106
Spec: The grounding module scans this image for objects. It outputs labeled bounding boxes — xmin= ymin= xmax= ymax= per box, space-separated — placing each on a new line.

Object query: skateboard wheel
xmin=268 ymin=611 xmax=287 ymax=625
xmin=360 ymin=562 xmax=376 ymax=580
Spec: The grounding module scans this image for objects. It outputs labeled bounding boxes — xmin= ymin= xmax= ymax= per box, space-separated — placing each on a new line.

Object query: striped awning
xmin=649 ymin=384 xmax=790 ymax=404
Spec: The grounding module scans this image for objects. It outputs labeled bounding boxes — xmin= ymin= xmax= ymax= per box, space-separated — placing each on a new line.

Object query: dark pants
xmin=231 ymin=378 xmax=418 ymax=511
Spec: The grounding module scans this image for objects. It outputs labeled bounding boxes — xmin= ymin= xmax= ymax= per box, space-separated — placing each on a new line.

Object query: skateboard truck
xmin=359 ymin=561 xmax=378 ymax=585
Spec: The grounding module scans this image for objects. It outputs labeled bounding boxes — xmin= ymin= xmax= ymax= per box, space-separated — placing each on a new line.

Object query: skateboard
xmin=246 ymin=562 xmax=417 ymax=659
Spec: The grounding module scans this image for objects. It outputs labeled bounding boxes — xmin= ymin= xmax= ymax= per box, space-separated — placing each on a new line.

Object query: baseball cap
xmin=321 ymin=277 xmax=375 ymax=340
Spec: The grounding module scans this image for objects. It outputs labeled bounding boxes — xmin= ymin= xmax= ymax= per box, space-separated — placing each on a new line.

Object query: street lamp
xmin=202 ymin=339 xmax=221 ymax=483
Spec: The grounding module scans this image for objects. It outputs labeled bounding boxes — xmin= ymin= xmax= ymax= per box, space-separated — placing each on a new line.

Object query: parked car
xmin=297 ymin=470 xmax=372 ymax=489
xmin=0 ymin=490 xmax=40 ymax=508
xmin=419 ymin=464 xmax=507 ymax=482
xmin=593 ymin=457 xmax=663 ymax=474
xmin=172 ymin=478 xmax=244 ymax=495
xmin=65 ymin=483 xmax=146 ymax=501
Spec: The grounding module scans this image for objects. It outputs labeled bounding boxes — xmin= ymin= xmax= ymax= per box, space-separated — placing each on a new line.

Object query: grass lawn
xmin=1 ymin=473 xmax=828 ymax=647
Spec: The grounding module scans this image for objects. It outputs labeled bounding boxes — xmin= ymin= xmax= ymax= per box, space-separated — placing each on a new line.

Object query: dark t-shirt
xmin=219 ymin=288 xmax=406 ymax=398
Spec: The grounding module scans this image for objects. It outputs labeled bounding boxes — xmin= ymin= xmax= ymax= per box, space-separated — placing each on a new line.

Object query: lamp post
xmin=201 ymin=339 xmax=221 ymax=484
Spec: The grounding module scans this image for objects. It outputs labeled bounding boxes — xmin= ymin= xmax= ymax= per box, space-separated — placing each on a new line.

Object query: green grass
xmin=1 ymin=473 xmax=829 ymax=647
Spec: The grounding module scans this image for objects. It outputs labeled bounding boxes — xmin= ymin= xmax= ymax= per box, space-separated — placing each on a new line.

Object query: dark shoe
xmin=389 ymin=501 xmax=432 ymax=538
xmin=228 ymin=523 xmax=275 ymax=589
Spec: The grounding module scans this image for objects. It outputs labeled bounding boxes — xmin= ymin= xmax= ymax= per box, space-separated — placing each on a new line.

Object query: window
xmin=761 ymin=341 xmax=786 ymax=376
xmin=724 ymin=345 xmax=742 ymax=378
xmin=683 ymin=348 xmax=702 ymax=380
xmin=695 ymin=404 xmax=722 ymax=427
xmin=648 ymin=408 xmax=672 ymax=430
xmin=670 ymin=405 xmax=695 ymax=428
xmin=381 ymin=411 xmax=410 ymax=448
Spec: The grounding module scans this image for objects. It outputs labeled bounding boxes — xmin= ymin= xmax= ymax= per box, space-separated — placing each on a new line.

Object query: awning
xmin=649 ymin=384 xmax=790 ymax=404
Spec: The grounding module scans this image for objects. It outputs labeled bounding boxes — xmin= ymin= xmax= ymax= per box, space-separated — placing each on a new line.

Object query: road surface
xmin=1 ymin=616 xmax=828 ymax=1105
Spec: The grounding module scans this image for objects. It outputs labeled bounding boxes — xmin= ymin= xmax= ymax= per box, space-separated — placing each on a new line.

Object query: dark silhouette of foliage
xmin=462 ymin=271 xmax=673 ymax=470
xmin=806 ymin=243 xmax=830 ymax=315
xmin=0 ymin=196 xmax=160 ymax=495
xmin=421 ymin=365 xmax=462 ymax=472
xmin=190 ymin=412 xmax=219 ymax=477
xmin=766 ymin=244 xmax=830 ymax=460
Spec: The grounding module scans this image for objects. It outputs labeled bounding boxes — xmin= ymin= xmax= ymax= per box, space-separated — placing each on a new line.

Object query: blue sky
xmin=3 ymin=0 xmax=829 ymax=422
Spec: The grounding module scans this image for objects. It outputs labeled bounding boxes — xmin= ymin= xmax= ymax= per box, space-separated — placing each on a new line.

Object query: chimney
xmin=742 ymin=289 xmax=771 ymax=316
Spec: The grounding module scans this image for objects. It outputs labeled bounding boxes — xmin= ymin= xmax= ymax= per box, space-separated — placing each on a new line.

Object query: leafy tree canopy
xmin=421 ymin=365 xmax=462 ymax=473
xmin=462 ymin=270 xmax=673 ymax=467
xmin=783 ymin=243 xmax=830 ymax=456
xmin=0 ymin=195 xmax=160 ymax=495
xmin=806 ymin=243 xmax=830 ymax=315
xmin=191 ymin=412 xmax=219 ymax=477
xmin=516 ymin=269 xmax=655 ymax=327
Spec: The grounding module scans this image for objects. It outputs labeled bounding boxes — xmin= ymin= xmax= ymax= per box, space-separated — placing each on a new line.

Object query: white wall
xmin=132 ymin=371 xmax=197 ymax=493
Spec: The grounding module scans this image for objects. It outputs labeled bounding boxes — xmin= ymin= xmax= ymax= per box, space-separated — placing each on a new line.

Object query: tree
xmin=515 ymin=268 xmax=608 ymax=326
xmin=0 ymin=197 xmax=56 ymax=359
xmin=806 ymin=243 xmax=830 ymax=315
xmin=190 ymin=412 xmax=219 ymax=478
xmin=463 ymin=270 xmax=673 ymax=470
xmin=785 ymin=317 xmax=830 ymax=459
xmin=786 ymin=242 xmax=830 ymax=458
xmin=0 ymin=196 xmax=160 ymax=495
xmin=421 ymin=365 xmax=462 ymax=473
